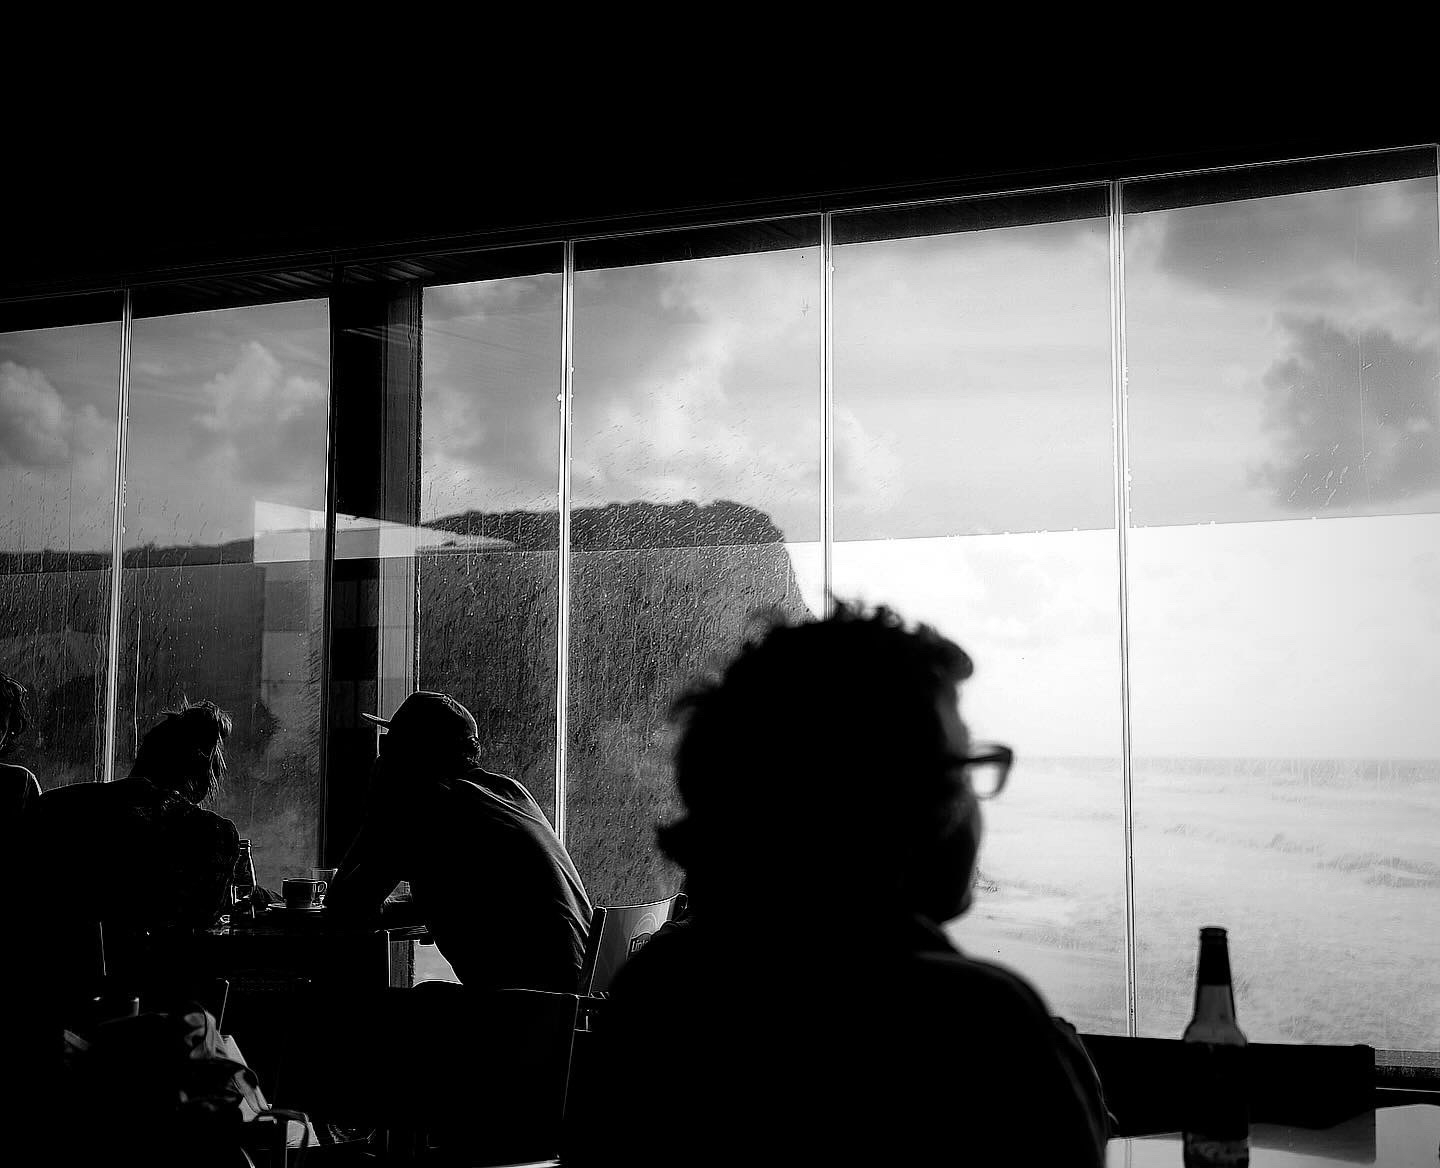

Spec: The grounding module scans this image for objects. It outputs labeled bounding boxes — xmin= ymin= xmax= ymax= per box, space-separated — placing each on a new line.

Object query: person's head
xmin=0 ymin=673 xmax=33 ymax=757
xmin=364 ymin=691 xmax=480 ymax=774
xmin=659 ymin=602 xmax=999 ymax=924
xmin=131 ymin=699 xmax=233 ymax=803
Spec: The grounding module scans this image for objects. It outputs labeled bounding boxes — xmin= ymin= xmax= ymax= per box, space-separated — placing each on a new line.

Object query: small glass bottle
xmin=231 ymin=839 xmax=257 ymax=924
xmin=1182 ymin=926 xmax=1249 ymax=1167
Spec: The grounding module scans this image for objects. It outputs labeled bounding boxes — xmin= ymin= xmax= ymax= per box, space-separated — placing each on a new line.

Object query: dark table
xmin=185 ymin=902 xmax=433 ymax=1097
xmin=1105 ymin=1103 xmax=1440 ymax=1165
xmin=196 ymin=901 xmax=431 ymax=992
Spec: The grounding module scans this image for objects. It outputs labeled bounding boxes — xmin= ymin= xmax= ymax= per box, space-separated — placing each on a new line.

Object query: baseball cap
xmin=362 ymin=691 xmax=478 ymax=742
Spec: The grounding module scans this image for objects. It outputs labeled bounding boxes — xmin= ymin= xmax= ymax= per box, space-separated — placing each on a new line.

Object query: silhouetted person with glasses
xmin=327 ymin=691 xmax=592 ymax=993
xmin=566 ymin=603 xmax=1109 ymax=1166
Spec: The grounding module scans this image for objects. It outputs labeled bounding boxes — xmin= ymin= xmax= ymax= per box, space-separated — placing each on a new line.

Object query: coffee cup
xmin=282 ymin=877 xmax=326 ymax=910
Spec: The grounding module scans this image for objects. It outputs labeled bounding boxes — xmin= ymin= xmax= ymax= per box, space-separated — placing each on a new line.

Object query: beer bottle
xmin=1182 ymin=926 xmax=1249 ymax=1167
xmin=231 ymin=839 xmax=257 ymax=924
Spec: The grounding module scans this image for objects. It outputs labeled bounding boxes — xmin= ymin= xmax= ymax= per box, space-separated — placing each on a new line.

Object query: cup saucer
xmin=269 ymin=903 xmax=325 ymax=913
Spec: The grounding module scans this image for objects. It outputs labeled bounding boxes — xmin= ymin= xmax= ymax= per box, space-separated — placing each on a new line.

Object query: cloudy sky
xmin=2 ymin=165 xmax=1437 ymax=757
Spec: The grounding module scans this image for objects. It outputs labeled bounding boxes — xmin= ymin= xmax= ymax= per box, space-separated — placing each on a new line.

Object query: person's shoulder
xmin=193 ymin=805 xmax=239 ymax=843
xmin=0 ymin=761 xmax=36 ymax=778
xmin=457 ymin=766 xmax=526 ymax=796
xmin=33 ymin=777 xmax=109 ymax=812
xmin=452 ymin=767 xmax=546 ymax=814
xmin=168 ymin=799 xmax=238 ymax=841
xmin=1 ymin=762 xmax=40 ymax=796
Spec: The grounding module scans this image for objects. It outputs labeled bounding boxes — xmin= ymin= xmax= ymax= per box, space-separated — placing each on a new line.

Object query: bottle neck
xmin=1196 ymin=933 xmax=1233 ymax=987
xmin=1187 ymin=931 xmax=1245 ymax=1042
xmin=1192 ymin=983 xmax=1238 ymax=1028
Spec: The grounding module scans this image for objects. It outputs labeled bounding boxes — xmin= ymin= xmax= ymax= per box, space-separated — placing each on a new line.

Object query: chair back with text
xmin=577 ymin=894 xmax=687 ymax=998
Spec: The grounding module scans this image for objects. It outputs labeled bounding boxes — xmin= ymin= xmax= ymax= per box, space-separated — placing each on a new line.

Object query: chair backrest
xmin=577 ymin=893 xmax=687 ymax=998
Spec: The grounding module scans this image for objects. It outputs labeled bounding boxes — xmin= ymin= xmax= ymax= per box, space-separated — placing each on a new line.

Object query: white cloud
xmin=188 ymin=341 xmax=327 ymax=503
xmin=1125 ymin=182 xmax=1440 ymax=526
xmin=0 ymin=361 xmax=117 ymax=553
xmin=0 ymin=361 xmax=80 ymax=467
xmin=114 ymin=331 xmax=330 ymax=547
xmin=197 ymin=341 xmax=324 ymax=438
xmin=567 ymin=253 xmax=823 ymax=538
xmin=833 ymin=404 xmax=901 ymax=512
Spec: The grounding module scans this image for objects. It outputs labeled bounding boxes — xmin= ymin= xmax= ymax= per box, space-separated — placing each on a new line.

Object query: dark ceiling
xmin=5 ymin=102 xmax=1435 ymax=301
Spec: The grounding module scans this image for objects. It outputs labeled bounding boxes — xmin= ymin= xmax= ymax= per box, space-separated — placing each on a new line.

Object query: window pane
xmin=119 ymin=300 xmax=330 ymax=890
xmin=419 ymin=267 xmax=563 ymax=813
xmin=0 ymin=319 xmax=120 ymax=788
xmin=831 ymin=190 xmax=1127 ymax=1033
xmin=570 ymin=224 xmax=823 ymax=904
xmin=1124 ymin=152 xmax=1440 ymax=1048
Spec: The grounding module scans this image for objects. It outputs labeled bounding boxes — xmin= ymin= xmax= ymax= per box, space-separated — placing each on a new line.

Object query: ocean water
xmin=950 ymin=757 xmax=1440 ymax=1050
xmin=410 ymin=754 xmax=1438 ymax=1052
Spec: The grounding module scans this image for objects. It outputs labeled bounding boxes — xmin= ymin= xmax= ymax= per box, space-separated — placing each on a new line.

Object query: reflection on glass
xmin=419 ymin=273 xmax=563 ymax=821
xmin=1124 ymin=159 xmax=1440 ymax=1048
xmin=119 ymin=301 xmax=330 ymax=888
xmin=0 ymin=321 xmax=121 ymax=788
xmin=831 ymin=193 xmax=1126 ymax=1032
xmin=570 ymin=229 xmax=822 ymax=903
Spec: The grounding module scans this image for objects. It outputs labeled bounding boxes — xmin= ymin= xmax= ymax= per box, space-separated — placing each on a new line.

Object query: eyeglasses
xmin=957 ymin=742 xmax=1014 ymax=800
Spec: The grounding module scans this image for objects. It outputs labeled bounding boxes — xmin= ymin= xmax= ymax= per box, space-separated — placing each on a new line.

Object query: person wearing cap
xmin=326 ymin=691 xmax=592 ymax=993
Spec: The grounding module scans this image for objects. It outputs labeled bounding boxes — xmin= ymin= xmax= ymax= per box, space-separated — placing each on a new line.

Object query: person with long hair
xmin=24 ymin=699 xmax=240 ymax=945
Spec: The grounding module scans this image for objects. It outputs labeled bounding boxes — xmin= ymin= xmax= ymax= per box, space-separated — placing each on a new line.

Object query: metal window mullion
xmin=555 ymin=242 xmax=576 ymax=841
xmin=1109 ymin=180 xmax=1138 ymax=1037
xmin=317 ymin=270 xmax=340 ymax=864
xmin=821 ymin=215 xmax=835 ymax=613
xmin=101 ymin=290 xmax=133 ymax=783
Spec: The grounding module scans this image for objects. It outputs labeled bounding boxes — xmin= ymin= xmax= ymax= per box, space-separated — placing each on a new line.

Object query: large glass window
xmin=119 ymin=300 xmax=331 ymax=890
xmin=570 ymin=223 xmax=824 ymax=904
xmin=0 ymin=313 xmax=121 ymax=789
xmin=830 ymin=189 xmax=1128 ymax=1032
xmin=3 ymin=143 xmax=1434 ymax=1053
xmin=1123 ymin=152 xmax=1440 ymax=1049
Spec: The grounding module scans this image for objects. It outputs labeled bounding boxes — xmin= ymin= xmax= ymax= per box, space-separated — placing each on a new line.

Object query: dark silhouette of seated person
xmin=326 ymin=691 xmax=592 ymax=993
xmin=566 ymin=604 xmax=1110 ymax=1166
xmin=23 ymin=700 xmax=239 ymax=997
